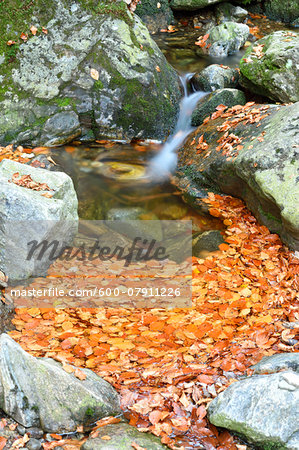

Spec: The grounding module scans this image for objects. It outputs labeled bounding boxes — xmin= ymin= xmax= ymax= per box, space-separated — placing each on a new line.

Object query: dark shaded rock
xmin=215 ymin=2 xmax=248 ymax=23
xmin=136 ymin=0 xmax=174 ymax=33
xmin=27 ymin=428 xmax=44 ymax=440
xmin=191 ymin=64 xmax=240 ymax=92
xmin=0 ymin=334 xmax=121 ymax=433
xmin=252 ymin=353 xmax=299 ymax=374
xmin=170 ymin=0 xmax=225 ymax=11
xmin=106 ymin=207 xmax=163 ymax=241
xmin=26 ymin=439 xmax=42 ymax=450
xmin=191 ymin=88 xmax=246 ymax=126
xmin=41 ymin=112 xmax=81 ymax=147
xmin=208 ymin=371 xmax=299 ymax=449
xmin=174 ymin=102 xmax=299 ymax=250
xmin=264 ymin=0 xmax=299 ymax=24
xmin=82 ymin=423 xmax=168 ymax=449
xmin=240 ymin=31 xmax=299 ymax=103
xmin=193 ymin=230 xmax=224 ymax=257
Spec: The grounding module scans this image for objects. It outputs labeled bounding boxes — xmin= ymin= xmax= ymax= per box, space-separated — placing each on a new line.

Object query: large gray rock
xmin=0 ymin=334 xmax=121 ymax=433
xmin=0 ymin=0 xmax=181 ymax=146
xmin=174 ymin=102 xmax=299 ymax=250
xmin=252 ymin=354 xmax=299 ymax=375
xmin=202 ymin=22 xmax=250 ymax=57
xmin=191 ymin=88 xmax=246 ymax=126
xmin=0 ymin=159 xmax=78 ymax=282
xmin=240 ymin=31 xmax=299 ymax=103
xmin=208 ymin=371 xmax=299 ymax=449
xmin=82 ymin=423 xmax=168 ymax=449
xmin=191 ymin=64 xmax=240 ymax=92
xmin=170 ymin=0 xmax=225 ymax=11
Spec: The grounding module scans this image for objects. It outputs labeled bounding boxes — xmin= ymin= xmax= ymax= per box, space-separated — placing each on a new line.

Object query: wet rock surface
xmin=214 ymin=2 xmax=248 ymax=23
xmin=192 ymin=230 xmax=224 ymax=257
xmin=170 ymin=0 xmax=225 ymax=11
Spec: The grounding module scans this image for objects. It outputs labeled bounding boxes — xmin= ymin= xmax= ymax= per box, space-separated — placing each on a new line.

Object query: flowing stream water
xmin=148 ymin=74 xmax=207 ymax=179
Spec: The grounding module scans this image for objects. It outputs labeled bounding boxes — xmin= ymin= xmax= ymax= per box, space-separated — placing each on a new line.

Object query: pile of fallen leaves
xmin=9 ymin=172 xmax=53 ymax=192
xmin=195 ymin=33 xmax=210 ymax=49
xmin=196 ymin=102 xmax=271 ymax=161
xmin=0 ymin=145 xmax=33 ymax=164
xmin=9 ymin=193 xmax=299 ymax=449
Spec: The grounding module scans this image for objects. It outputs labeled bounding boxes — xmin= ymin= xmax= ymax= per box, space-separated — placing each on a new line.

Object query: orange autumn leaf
xmin=0 ymin=437 xmax=7 ymax=450
xmin=74 ymin=368 xmax=87 ymax=380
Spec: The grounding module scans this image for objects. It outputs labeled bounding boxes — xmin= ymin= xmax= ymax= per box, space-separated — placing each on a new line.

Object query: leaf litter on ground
xmin=7 ymin=191 xmax=299 ymax=449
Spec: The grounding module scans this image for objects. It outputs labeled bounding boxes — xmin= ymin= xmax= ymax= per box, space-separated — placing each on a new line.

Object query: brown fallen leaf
xmin=131 ymin=442 xmax=146 ymax=450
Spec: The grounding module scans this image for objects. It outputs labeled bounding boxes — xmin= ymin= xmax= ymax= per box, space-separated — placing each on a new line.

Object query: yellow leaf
xmin=90 ymin=68 xmax=99 ymax=80
xmin=30 ymin=25 xmax=38 ymax=35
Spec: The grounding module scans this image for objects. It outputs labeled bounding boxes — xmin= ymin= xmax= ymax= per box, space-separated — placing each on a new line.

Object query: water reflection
xmin=49 ymin=143 xmax=223 ymax=239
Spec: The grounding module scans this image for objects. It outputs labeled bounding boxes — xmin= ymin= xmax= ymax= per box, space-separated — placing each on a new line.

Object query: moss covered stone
xmin=0 ymin=0 xmax=181 ymax=146
xmin=240 ymin=31 xmax=299 ymax=103
xmin=264 ymin=0 xmax=299 ymax=24
xmin=135 ymin=0 xmax=174 ymax=33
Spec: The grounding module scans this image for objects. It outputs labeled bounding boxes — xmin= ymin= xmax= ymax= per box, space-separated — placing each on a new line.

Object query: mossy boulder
xmin=82 ymin=423 xmax=168 ymax=449
xmin=191 ymin=88 xmax=246 ymax=126
xmin=0 ymin=0 xmax=181 ymax=146
xmin=170 ymin=0 xmax=225 ymax=11
xmin=135 ymin=0 xmax=174 ymax=33
xmin=197 ymin=22 xmax=249 ymax=57
xmin=173 ymin=102 xmax=299 ymax=251
xmin=240 ymin=31 xmax=299 ymax=103
xmin=264 ymin=0 xmax=299 ymax=24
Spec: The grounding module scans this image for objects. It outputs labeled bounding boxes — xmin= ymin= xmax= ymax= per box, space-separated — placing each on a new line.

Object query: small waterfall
xmin=148 ymin=74 xmax=207 ymax=180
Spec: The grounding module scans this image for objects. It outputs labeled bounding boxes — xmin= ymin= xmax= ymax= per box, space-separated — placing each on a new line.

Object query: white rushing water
xmin=148 ymin=74 xmax=207 ymax=180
